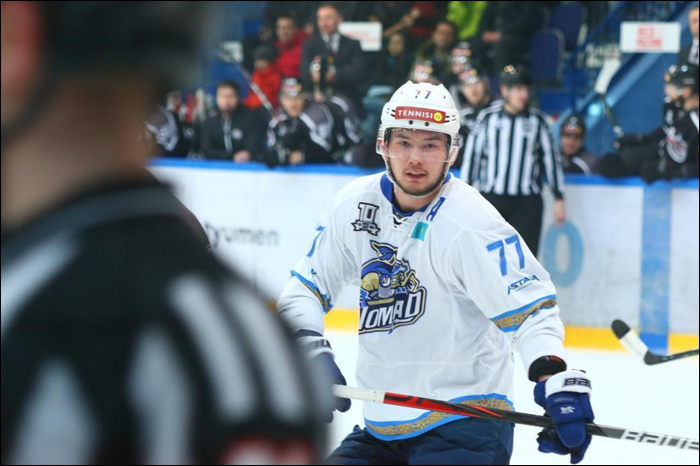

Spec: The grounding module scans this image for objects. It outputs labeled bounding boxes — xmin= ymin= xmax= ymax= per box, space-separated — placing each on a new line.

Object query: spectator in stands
xmin=264 ymin=78 xmax=338 ymax=167
xmin=678 ymin=5 xmax=699 ymax=67
xmin=375 ymin=32 xmax=413 ymax=91
xmin=244 ymin=45 xmax=282 ymax=112
xmin=453 ymin=65 xmax=501 ymax=168
xmin=447 ymin=1 xmax=488 ymax=41
xmin=275 ymin=16 xmax=310 ymax=78
xmin=413 ymin=20 xmax=458 ymax=85
xmin=407 ymin=1 xmax=448 ymax=49
xmin=601 ymin=65 xmax=699 ymax=181
xmin=201 ymin=81 xmax=265 ymax=162
xmin=473 ymin=2 xmax=544 ymax=74
xmin=301 ymin=3 xmax=367 ymax=117
xmin=559 ymin=116 xmax=598 ymax=175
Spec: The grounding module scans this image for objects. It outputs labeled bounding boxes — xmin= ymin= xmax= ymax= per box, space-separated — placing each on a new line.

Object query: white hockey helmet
xmin=377 ymin=81 xmax=461 ymax=162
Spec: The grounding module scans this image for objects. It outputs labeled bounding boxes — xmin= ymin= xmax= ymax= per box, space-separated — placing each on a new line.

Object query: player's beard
xmin=386 ymin=158 xmax=447 ymax=199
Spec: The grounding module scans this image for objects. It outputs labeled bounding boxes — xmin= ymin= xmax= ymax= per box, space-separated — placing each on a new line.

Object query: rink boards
xmin=151 ymin=159 xmax=699 ymax=354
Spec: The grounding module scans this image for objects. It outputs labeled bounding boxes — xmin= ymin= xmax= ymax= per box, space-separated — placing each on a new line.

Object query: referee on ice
xmin=461 ymin=65 xmax=566 ymax=256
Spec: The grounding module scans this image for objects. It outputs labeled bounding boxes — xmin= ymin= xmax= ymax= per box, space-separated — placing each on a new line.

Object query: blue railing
xmin=150 ymin=158 xmax=700 ymax=190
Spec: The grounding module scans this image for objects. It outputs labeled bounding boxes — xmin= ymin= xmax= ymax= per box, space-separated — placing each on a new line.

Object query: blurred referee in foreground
xmin=1 ymin=2 xmax=325 ymax=464
xmin=461 ymin=66 xmax=566 ymax=256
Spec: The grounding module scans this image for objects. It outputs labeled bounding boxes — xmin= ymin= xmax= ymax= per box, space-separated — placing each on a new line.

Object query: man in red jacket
xmin=275 ymin=16 xmax=310 ymax=78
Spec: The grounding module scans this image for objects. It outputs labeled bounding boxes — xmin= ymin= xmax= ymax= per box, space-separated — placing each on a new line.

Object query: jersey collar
xmin=380 ymin=173 xmax=452 ymax=217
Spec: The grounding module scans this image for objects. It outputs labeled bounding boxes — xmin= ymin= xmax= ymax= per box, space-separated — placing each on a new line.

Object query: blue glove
xmin=313 ymin=353 xmax=352 ymax=416
xmin=297 ymin=332 xmax=351 ymax=422
xmin=534 ymin=370 xmax=594 ymax=465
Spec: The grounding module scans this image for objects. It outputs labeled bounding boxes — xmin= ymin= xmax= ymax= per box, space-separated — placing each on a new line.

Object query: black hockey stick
xmin=334 ymin=385 xmax=699 ymax=451
xmin=612 ymin=320 xmax=699 ymax=365
xmin=599 ymin=95 xmax=624 ymax=139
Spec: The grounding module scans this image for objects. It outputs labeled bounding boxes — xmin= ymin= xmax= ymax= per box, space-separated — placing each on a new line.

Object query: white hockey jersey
xmin=278 ymin=172 xmax=566 ymax=441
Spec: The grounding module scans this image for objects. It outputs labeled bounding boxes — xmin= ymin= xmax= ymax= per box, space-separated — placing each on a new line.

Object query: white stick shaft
xmin=595 ymin=57 xmax=621 ymax=94
xmin=619 ymin=330 xmax=650 ymax=358
xmin=333 ymin=385 xmax=386 ymax=404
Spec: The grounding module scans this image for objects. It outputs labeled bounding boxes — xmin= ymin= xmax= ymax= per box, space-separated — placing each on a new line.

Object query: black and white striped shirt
xmin=1 ymin=180 xmax=325 ymax=465
xmin=461 ymin=104 xmax=565 ymax=199
xmin=455 ymin=98 xmax=502 ymax=169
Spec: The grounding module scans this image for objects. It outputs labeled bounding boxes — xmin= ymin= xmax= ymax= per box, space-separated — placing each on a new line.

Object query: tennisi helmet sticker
xmin=395 ymin=107 xmax=447 ymax=124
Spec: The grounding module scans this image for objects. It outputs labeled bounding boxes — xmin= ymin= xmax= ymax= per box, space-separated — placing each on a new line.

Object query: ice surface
xmin=327 ymin=331 xmax=699 ymax=465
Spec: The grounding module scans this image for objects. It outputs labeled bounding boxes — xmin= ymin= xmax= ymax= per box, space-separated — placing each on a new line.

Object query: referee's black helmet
xmin=499 ymin=65 xmax=533 ymax=87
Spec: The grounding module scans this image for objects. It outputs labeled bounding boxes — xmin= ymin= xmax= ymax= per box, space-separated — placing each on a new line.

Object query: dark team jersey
xmin=1 ymin=177 xmax=325 ymax=465
xmin=265 ymin=100 xmax=338 ymax=166
xmin=327 ymin=94 xmax=363 ymax=149
xmin=561 ymin=148 xmax=598 ymax=176
xmin=145 ymin=106 xmax=192 ymax=158
xmin=200 ymin=107 xmax=266 ymax=161
xmin=660 ymin=103 xmax=699 ymax=175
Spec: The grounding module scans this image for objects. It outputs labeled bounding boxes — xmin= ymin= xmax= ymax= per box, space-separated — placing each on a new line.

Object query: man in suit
xmin=679 ymin=5 xmax=699 ymax=67
xmin=301 ymin=3 xmax=367 ymax=116
xmin=201 ymin=80 xmax=265 ymax=162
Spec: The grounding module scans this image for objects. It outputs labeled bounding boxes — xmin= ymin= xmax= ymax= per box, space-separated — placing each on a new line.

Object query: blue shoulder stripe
xmin=290 ymin=270 xmax=333 ymax=314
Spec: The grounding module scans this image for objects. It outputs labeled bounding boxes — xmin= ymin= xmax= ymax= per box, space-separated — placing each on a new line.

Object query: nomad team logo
xmin=507 ymin=275 xmax=539 ymax=295
xmin=352 ymin=203 xmax=381 ymax=236
xmin=359 ymin=242 xmax=427 ymax=334
xmin=395 ymin=107 xmax=446 ymax=124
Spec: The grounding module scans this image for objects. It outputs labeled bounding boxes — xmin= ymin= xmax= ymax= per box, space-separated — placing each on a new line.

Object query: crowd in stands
xmin=145 ymin=1 xmax=699 ymax=182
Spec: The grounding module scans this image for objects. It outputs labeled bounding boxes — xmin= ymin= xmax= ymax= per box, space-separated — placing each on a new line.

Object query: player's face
xmin=690 ymin=8 xmax=699 ymax=39
xmin=216 ymin=87 xmax=239 ymax=114
xmin=462 ymin=80 xmax=487 ymax=106
xmin=384 ymin=129 xmax=452 ymax=197
xmin=561 ymin=133 xmax=583 ymax=156
xmin=281 ymin=94 xmax=305 ymax=118
xmin=664 ymin=83 xmax=685 ymax=102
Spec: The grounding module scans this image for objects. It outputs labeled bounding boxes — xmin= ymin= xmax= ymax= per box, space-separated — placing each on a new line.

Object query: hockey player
xmin=641 ymin=64 xmax=699 ymax=182
xmin=609 ymin=64 xmax=699 ymax=182
xmin=559 ymin=115 xmax=598 ymax=176
xmin=264 ymin=78 xmax=340 ymax=166
xmin=278 ymin=81 xmax=595 ymax=464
